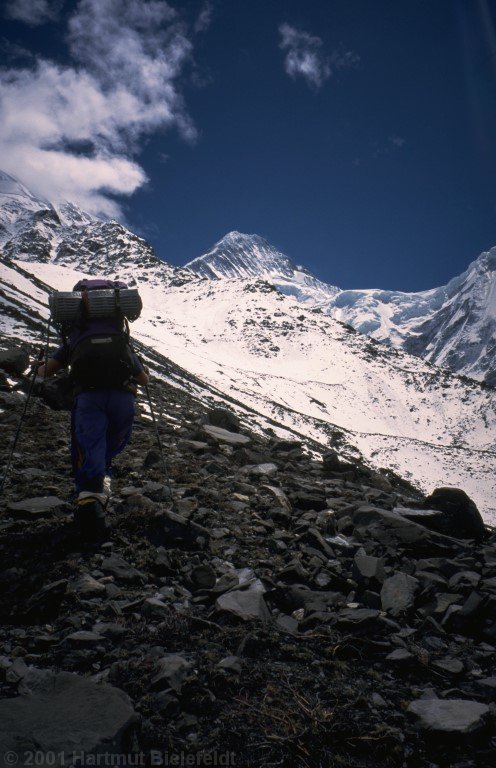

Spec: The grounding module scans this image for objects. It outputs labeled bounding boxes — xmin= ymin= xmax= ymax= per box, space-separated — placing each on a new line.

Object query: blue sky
xmin=1 ymin=0 xmax=496 ymax=290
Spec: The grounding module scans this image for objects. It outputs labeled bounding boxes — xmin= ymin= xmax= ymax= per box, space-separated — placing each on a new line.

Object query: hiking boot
xmin=103 ymin=475 xmax=112 ymax=496
xmin=74 ymin=496 xmax=109 ymax=543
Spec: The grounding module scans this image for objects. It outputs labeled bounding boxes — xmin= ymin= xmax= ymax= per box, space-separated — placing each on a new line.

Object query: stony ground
xmin=1 ymin=358 xmax=496 ymax=768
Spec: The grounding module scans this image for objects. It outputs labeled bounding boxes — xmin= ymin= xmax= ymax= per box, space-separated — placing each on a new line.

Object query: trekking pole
xmin=44 ymin=317 xmax=51 ymax=380
xmin=144 ymin=382 xmax=178 ymax=512
xmin=0 ymin=346 xmax=44 ymax=497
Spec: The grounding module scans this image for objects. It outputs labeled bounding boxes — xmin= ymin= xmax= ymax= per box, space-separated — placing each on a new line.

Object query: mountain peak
xmin=186 ymin=231 xmax=302 ymax=281
xmin=185 ymin=230 xmax=339 ymax=305
xmin=219 ymin=230 xmax=269 ymax=245
xmin=0 ymin=170 xmax=48 ymax=206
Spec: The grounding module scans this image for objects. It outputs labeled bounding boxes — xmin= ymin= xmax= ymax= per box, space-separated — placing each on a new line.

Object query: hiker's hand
xmin=34 ymin=358 xmax=63 ymax=379
xmin=135 ymin=370 xmax=149 ymax=386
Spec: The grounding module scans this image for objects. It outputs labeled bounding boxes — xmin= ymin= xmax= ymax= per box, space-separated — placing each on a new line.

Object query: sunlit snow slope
xmin=6 ymin=257 xmax=496 ymax=523
xmin=187 ymin=233 xmax=496 ymax=383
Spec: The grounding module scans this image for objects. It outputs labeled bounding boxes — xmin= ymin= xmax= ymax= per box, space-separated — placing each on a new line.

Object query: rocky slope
xmin=1 ymin=353 xmax=496 ymax=767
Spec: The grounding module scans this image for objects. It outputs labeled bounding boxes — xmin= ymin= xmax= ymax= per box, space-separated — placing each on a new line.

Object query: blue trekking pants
xmin=71 ymin=390 xmax=135 ymax=493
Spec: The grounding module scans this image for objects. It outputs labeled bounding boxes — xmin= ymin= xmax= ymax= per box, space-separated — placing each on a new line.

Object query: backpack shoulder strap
xmin=113 ymin=285 xmax=131 ymax=344
xmin=123 ymin=316 xmax=131 ymax=345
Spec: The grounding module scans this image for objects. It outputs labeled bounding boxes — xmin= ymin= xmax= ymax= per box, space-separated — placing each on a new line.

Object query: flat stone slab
xmin=203 ymin=424 xmax=251 ymax=445
xmin=386 ymin=648 xmax=414 ymax=663
xmin=260 ymin=484 xmax=292 ymax=512
xmin=433 ymin=658 xmax=464 ymax=675
xmin=69 ymin=574 xmax=106 ymax=597
xmin=142 ymin=597 xmax=171 ymax=618
xmin=353 ymin=547 xmax=386 ymax=583
xmin=352 ymin=506 xmax=462 ymax=551
xmin=7 ymin=496 xmax=68 ymax=518
xmin=178 ymin=439 xmax=209 ymax=452
xmin=65 ymin=630 xmax=102 ymax=646
xmin=394 ymin=506 xmax=444 ymax=521
xmin=216 ymin=588 xmax=271 ymax=621
xmin=0 ymin=670 xmax=137 ymax=760
xmin=381 ymin=572 xmax=419 ymax=616
xmin=407 ymin=698 xmax=490 ymax=733
xmin=151 ymin=655 xmax=192 ymax=693
xmin=101 ymin=554 xmax=145 ymax=583
xmin=336 ymin=608 xmax=380 ymax=628
xmin=245 ymin=463 xmax=278 ymax=476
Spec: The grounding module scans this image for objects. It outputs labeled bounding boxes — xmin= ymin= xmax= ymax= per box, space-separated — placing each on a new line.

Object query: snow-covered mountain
xmin=186 ymin=231 xmax=339 ymax=305
xmin=1 ymin=172 xmax=496 ymax=521
xmin=187 ymin=232 xmax=496 ymax=383
xmin=0 ymin=170 xmax=195 ymax=335
xmin=0 ymin=170 xmax=95 ymax=261
xmin=321 ymin=248 xmax=496 ymax=384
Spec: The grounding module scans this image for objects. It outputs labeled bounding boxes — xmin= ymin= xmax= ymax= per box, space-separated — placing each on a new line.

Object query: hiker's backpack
xmin=49 ymin=279 xmax=142 ymax=323
xmin=49 ymin=279 xmax=142 ymax=390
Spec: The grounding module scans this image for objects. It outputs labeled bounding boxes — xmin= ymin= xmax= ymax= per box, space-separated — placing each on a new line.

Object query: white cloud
xmin=194 ymin=2 xmax=213 ymax=34
xmin=390 ymin=134 xmax=406 ymax=148
xmin=0 ymin=0 xmax=195 ymax=217
xmin=4 ymin=0 xmax=62 ymax=26
xmin=279 ymin=23 xmax=331 ymax=89
xmin=279 ymin=24 xmax=360 ymax=90
xmin=330 ymin=46 xmax=361 ymax=72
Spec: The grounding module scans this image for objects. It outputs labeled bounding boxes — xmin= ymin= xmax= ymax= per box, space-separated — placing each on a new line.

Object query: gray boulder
xmin=352 ymin=547 xmax=386 ymax=585
xmin=37 ymin=374 xmax=74 ymax=411
xmin=101 ymin=555 xmax=145 ymax=583
xmin=0 ymin=670 xmax=137 ymax=763
xmin=8 ymin=496 xmax=68 ymax=519
xmin=203 ymin=424 xmax=251 ymax=445
xmin=423 ymin=487 xmax=486 ymax=542
xmin=322 ymin=450 xmax=355 ymax=473
xmin=206 ymin=407 xmax=240 ymax=432
xmin=151 ymin=655 xmax=192 ymax=693
xmin=0 ymin=348 xmax=29 ymax=375
xmin=381 ymin=572 xmax=419 ymax=616
xmin=216 ymin=588 xmax=271 ymax=621
xmin=407 ymin=698 xmax=490 ymax=734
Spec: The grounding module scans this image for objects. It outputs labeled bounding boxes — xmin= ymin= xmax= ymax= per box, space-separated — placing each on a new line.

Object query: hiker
xmin=37 ymin=279 xmax=148 ymax=541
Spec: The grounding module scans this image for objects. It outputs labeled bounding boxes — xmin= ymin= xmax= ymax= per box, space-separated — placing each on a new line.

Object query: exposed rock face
xmin=1 ymin=353 xmax=496 ymax=767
